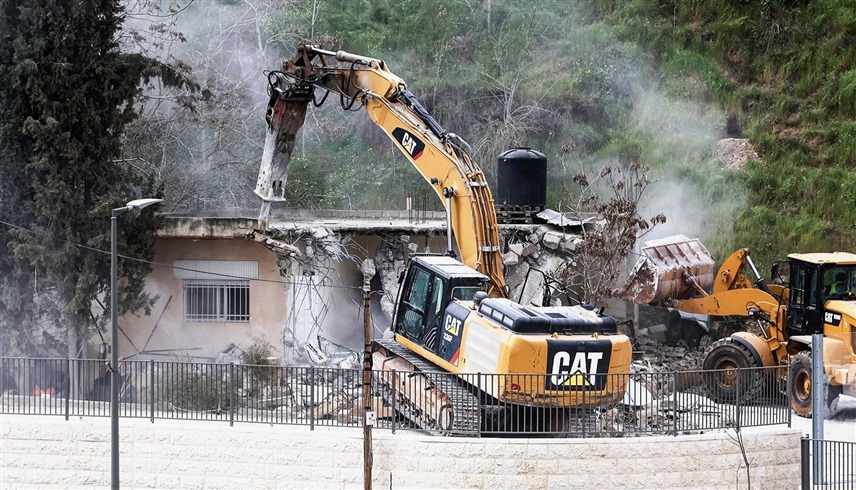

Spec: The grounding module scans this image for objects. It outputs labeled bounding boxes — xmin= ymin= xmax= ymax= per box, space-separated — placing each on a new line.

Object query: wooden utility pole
xmin=361 ymin=259 xmax=376 ymax=490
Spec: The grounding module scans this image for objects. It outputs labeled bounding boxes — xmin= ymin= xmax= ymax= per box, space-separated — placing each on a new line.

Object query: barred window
xmin=183 ymin=280 xmax=250 ymax=322
xmin=173 ymin=260 xmax=257 ymax=323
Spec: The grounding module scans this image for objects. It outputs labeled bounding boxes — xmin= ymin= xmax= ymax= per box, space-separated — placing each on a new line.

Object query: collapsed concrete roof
xmin=155 ymin=207 xmax=598 ymax=316
xmin=157 ymin=209 xmax=458 ymax=239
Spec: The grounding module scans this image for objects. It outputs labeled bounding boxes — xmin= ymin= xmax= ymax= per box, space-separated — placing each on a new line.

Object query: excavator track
xmin=373 ymin=339 xmax=480 ymax=436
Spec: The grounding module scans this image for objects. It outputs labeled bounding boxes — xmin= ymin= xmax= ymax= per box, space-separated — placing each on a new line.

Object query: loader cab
xmin=392 ymin=255 xmax=489 ymax=354
xmin=786 ymin=253 xmax=856 ymax=335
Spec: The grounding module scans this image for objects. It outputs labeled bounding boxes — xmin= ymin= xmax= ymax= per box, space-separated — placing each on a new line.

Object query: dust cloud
xmin=630 ymin=85 xmax=742 ymax=245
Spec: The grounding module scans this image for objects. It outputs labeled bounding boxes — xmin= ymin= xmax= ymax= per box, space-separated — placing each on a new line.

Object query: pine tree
xmin=0 ymin=0 xmax=162 ymax=357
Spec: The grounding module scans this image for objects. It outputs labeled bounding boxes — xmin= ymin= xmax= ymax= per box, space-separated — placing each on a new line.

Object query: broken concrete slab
xmin=502 ymin=251 xmax=520 ymax=266
xmin=542 ymin=231 xmax=563 ymax=249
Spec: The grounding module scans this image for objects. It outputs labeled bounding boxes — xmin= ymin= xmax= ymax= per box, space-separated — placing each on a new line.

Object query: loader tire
xmin=788 ymin=350 xmax=841 ymax=418
xmin=788 ymin=351 xmax=813 ymax=417
xmin=701 ymin=338 xmax=765 ymax=404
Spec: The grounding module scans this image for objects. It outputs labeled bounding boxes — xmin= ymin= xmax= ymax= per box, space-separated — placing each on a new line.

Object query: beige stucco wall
xmin=120 ymin=238 xmax=288 ymax=362
xmin=115 ymin=226 xmax=449 ymax=366
xmin=123 ymin=215 xmax=586 ymax=361
xmin=0 ymin=415 xmax=801 ymax=489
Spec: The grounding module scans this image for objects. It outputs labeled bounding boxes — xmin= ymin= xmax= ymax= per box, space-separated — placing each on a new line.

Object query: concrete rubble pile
xmin=262 ymin=369 xmax=356 ymax=422
xmin=369 ymin=223 xmax=592 ymax=318
xmin=597 ymin=363 xmax=737 ymax=436
xmin=240 ymin=365 xmax=392 ymax=424
xmin=592 ymin=318 xmax=749 ymax=435
xmin=716 ymin=138 xmax=760 ymax=170
xmin=499 ymin=225 xmax=587 ymax=306
xmin=372 ymin=235 xmax=412 ymax=320
xmin=211 ymin=334 xmax=375 ymax=423
xmin=632 ymin=332 xmax=707 ymax=373
xmin=281 ymin=330 xmax=360 ymax=369
xmin=598 ymin=381 xmax=726 ymax=437
xmin=629 ymin=304 xmax=710 ymax=371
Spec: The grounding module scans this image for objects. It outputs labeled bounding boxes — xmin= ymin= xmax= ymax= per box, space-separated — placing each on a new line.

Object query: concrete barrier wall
xmin=0 ymin=415 xmax=801 ymax=489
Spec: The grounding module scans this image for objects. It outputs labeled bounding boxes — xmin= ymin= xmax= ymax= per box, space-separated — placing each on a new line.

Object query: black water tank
xmin=497 ymin=148 xmax=547 ymax=208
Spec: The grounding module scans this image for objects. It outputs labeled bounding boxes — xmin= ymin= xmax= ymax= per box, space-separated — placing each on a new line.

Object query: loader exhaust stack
xmin=616 ymin=234 xmax=716 ymax=306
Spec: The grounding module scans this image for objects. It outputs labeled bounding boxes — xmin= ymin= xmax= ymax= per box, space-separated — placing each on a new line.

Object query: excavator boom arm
xmin=257 ymin=45 xmax=505 ymax=297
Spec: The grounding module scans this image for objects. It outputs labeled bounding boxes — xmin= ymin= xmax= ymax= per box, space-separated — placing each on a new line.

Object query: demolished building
xmin=114 ymin=207 xmax=616 ymax=368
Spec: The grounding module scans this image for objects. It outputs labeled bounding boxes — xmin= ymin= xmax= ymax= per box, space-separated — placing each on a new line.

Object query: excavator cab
xmin=392 ymin=255 xmax=489 ymax=359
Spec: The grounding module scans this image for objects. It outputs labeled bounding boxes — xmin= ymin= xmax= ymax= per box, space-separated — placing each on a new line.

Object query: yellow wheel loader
xmin=619 ymin=234 xmax=856 ymax=417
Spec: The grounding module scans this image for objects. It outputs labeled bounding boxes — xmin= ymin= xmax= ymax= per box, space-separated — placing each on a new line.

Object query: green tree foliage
xmin=0 ymin=0 xmax=162 ymax=356
xmin=241 ymin=334 xmax=280 ymax=395
xmin=111 ymin=0 xmax=856 ymax=292
xmin=163 ymin=365 xmax=229 ymax=411
xmin=2 ymin=0 xmax=844 ymax=326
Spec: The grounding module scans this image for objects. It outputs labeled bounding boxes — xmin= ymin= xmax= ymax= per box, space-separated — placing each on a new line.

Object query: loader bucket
xmin=616 ymin=234 xmax=716 ymax=306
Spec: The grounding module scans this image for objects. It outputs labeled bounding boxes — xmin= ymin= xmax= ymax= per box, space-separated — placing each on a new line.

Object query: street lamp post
xmin=111 ymin=198 xmax=162 ymax=490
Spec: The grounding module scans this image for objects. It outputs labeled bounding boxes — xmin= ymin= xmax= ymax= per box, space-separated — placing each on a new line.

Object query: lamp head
xmin=113 ymin=198 xmax=162 ymax=218
xmin=126 ymin=198 xmax=163 ymax=211
xmin=125 ymin=198 xmax=163 ymax=216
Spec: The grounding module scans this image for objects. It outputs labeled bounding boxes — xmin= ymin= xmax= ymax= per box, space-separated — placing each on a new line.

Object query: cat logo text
xmin=544 ymin=339 xmax=612 ymax=391
xmin=392 ymin=127 xmax=425 ymax=160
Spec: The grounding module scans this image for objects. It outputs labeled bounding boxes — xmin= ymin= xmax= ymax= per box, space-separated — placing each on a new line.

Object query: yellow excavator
xmin=257 ymin=45 xmax=633 ymax=433
xmin=619 ymin=234 xmax=856 ymax=417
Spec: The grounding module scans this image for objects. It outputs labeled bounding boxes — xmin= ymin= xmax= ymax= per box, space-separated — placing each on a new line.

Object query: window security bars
xmin=0 ymin=357 xmax=790 ymax=437
xmin=183 ymin=280 xmax=250 ymax=322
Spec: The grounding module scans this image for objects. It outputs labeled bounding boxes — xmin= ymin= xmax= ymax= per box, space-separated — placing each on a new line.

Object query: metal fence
xmin=0 ymin=357 xmax=790 ymax=437
xmin=802 ymin=437 xmax=856 ymax=489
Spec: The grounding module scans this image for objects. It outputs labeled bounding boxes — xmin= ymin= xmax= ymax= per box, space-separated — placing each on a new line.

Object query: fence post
xmin=581 ymin=373 xmax=586 ymax=439
xmin=65 ymin=358 xmax=71 ymax=421
xmin=229 ymin=363 xmax=235 ymax=427
xmin=391 ymin=369 xmax=396 ymax=434
xmin=800 ymin=436 xmax=810 ymax=490
xmin=811 ymin=334 xmax=825 ymax=486
xmin=310 ymin=366 xmax=315 ymax=431
xmin=672 ymin=372 xmax=677 ymax=436
xmin=476 ymin=373 xmax=481 ymax=438
xmin=788 ymin=378 xmax=793 ymax=428
xmin=149 ymin=359 xmax=155 ymax=424
xmin=736 ymin=368 xmax=742 ymax=430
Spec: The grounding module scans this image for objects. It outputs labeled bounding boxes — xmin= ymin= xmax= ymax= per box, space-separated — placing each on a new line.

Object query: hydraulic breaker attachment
xmin=616 ymin=234 xmax=716 ymax=306
xmin=255 ymin=72 xmax=314 ymax=207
